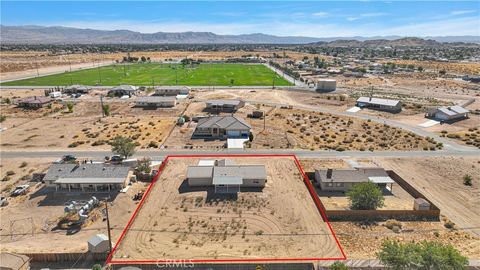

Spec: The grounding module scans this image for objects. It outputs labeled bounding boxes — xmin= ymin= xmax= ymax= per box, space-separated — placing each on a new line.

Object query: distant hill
xmin=1 ymin=25 xmax=479 ymax=45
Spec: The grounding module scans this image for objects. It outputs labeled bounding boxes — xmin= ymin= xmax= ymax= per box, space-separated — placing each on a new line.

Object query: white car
xmin=0 ymin=197 xmax=8 ymax=207
xmin=11 ymin=185 xmax=29 ymax=197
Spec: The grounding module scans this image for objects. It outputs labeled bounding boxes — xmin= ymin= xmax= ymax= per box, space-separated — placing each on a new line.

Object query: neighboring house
xmin=64 ymin=84 xmax=91 ymax=94
xmin=356 ymin=97 xmax=402 ymax=113
xmin=43 ymin=163 xmax=131 ymax=192
xmin=15 ymin=96 xmax=52 ymax=109
xmin=135 ymin=96 xmax=176 ymax=108
xmin=314 ymin=167 xmax=395 ymax=192
xmin=108 ymin=85 xmax=138 ymax=97
xmin=187 ymin=159 xmax=266 ymax=193
xmin=154 ymin=86 xmax=190 ymax=96
xmin=425 ymin=105 xmax=469 ymax=122
xmin=193 ymin=116 xmax=251 ymax=139
xmin=205 ymin=99 xmax=245 ymax=112
xmin=0 ymin=253 xmax=31 ymax=270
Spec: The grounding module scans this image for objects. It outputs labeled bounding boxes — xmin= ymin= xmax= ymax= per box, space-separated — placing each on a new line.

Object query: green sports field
xmin=1 ymin=63 xmax=292 ymax=86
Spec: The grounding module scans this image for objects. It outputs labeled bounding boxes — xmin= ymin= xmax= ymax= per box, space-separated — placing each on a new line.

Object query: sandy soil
xmin=332 ymin=220 xmax=480 ymax=259
xmin=112 ymin=157 xmax=343 ymax=260
xmin=375 ymin=156 xmax=480 ymax=237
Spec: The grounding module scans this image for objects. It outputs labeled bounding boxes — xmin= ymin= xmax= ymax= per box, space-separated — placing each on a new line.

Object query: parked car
xmin=62 ymin=155 xmax=77 ymax=162
xmin=0 ymin=196 xmax=8 ymax=207
xmin=11 ymin=185 xmax=29 ymax=197
xmin=110 ymin=155 xmax=124 ymax=163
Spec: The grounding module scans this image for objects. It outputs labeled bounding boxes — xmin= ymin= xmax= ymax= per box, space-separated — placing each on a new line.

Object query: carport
xmin=369 ymin=176 xmax=395 ymax=192
xmin=213 ymin=176 xmax=242 ymax=193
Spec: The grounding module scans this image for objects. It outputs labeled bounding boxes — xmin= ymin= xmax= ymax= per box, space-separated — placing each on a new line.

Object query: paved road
xmin=1 ymin=148 xmax=478 ymax=160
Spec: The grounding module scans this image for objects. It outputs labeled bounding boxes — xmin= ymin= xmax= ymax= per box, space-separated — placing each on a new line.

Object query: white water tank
xmin=315 ymin=79 xmax=337 ymax=92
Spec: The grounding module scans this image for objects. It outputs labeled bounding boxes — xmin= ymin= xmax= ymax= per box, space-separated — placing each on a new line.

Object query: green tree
xmin=111 ymin=136 xmax=136 ymax=158
xmin=136 ymin=157 xmax=152 ymax=174
xmin=102 ymin=104 xmax=111 ymax=116
xmin=329 ymin=261 xmax=349 ymax=270
xmin=230 ymin=79 xmax=235 ymax=86
xmin=248 ymin=132 xmax=254 ymax=142
xmin=347 ymin=181 xmax=385 ymax=210
xmin=66 ymin=102 xmax=74 ymax=113
xmin=91 ymin=264 xmax=102 ymax=270
xmin=377 ymin=240 xmax=468 ymax=270
xmin=0 ymin=114 xmax=6 ymax=123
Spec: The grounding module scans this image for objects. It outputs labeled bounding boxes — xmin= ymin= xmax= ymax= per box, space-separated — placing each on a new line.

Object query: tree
xmin=230 ymin=79 xmax=235 ymax=86
xmin=463 ymin=174 xmax=472 ymax=186
xmin=136 ymin=157 xmax=152 ymax=174
xmin=0 ymin=114 xmax=6 ymax=123
xmin=377 ymin=240 xmax=468 ymax=270
xmin=111 ymin=136 xmax=136 ymax=158
xmin=102 ymin=104 xmax=111 ymax=117
xmin=248 ymin=132 xmax=254 ymax=142
xmin=347 ymin=181 xmax=384 ymax=210
xmin=66 ymin=102 xmax=74 ymax=113
xmin=329 ymin=261 xmax=349 ymax=270
xmin=141 ymin=56 xmax=146 ymax=62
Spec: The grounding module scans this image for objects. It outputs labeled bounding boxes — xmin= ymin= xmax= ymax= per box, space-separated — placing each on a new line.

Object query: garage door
xmin=227 ymin=130 xmax=240 ymax=137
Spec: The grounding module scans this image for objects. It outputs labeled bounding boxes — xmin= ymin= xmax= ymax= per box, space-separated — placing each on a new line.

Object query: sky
xmin=1 ymin=1 xmax=479 ymax=37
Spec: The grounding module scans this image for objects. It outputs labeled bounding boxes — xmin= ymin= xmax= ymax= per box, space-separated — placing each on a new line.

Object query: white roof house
xmin=135 ymin=96 xmax=176 ymax=108
xmin=356 ymin=97 xmax=402 ymax=113
xmin=426 ymin=105 xmax=469 ymax=122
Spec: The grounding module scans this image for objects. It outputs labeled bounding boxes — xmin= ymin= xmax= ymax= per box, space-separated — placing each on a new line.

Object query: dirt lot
xmin=376 ymin=156 xmax=480 ymax=237
xmin=332 ymin=220 xmax=480 ymax=259
xmin=112 ymin=157 xmax=344 ymax=261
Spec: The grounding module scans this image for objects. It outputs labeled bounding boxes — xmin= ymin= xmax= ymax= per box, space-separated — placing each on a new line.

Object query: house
xmin=43 ymin=163 xmax=131 ymax=192
xmin=0 ymin=253 xmax=31 ymax=270
xmin=187 ymin=159 xmax=266 ymax=193
xmin=64 ymin=84 xmax=91 ymax=94
xmin=425 ymin=105 xmax=469 ymax=122
xmin=135 ymin=96 xmax=176 ymax=108
xmin=314 ymin=167 xmax=395 ymax=192
xmin=356 ymin=97 xmax=402 ymax=113
xmin=15 ymin=96 xmax=52 ymax=109
xmin=49 ymin=91 xmax=62 ymax=98
xmin=193 ymin=116 xmax=251 ymax=139
xmin=205 ymin=99 xmax=245 ymax=112
xmin=154 ymin=86 xmax=190 ymax=96
xmin=108 ymin=85 xmax=138 ymax=97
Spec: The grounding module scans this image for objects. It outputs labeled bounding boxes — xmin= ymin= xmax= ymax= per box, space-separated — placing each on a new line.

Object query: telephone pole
xmin=100 ymin=95 xmax=105 ymax=117
xmin=105 ymin=199 xmax=113 ymax=254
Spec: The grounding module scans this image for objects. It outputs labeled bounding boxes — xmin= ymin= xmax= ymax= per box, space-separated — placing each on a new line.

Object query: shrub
xmin=463 ymin=174 xmax=473 ymax=186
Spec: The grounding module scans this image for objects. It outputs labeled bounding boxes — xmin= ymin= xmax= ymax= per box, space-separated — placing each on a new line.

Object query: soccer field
xmin=1 ymin=63 xmax=293 ymax=86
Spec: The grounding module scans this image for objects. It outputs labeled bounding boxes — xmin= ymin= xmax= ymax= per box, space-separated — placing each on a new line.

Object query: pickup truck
xmin=11 ymin=185 xmax=30 ymax=196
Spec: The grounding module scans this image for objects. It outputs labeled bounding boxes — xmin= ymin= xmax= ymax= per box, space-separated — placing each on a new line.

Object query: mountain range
xmin=1 ymin=25 xmax=479 ymax=45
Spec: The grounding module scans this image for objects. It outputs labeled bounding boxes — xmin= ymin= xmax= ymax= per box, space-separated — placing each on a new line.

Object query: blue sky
xmin=1 ymin=1 xmax=479 ymax=37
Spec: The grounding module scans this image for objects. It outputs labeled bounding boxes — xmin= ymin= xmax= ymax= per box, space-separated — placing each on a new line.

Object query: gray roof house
xmin=108 ymin=85 xmax=139 ymax=96
xmin=205 ymin=99 xmax=245 ymax=112
xmin=315 ymin=167 xmax=395 ymax=192
xmin=135 ymin=96 xmax=176 ymax=108
xmin=187 ymin=159 xmax=266 ymax=193
xmin=425 ymin=105 xmax=469 ymax=122
xmin=64 ymin=84 xmax=91 ymax=94
xmin=193 ymin=116 xmax=251 ymax=139
xmin=15 ymin=96 xmax=52 ymax=109
xmin=154 ymin=86 xmax=190 ymax=96
xmin=356 ymin=97 xmax=402 ymax=113
xmin=44 ymin=163 xmax=131 ymax=191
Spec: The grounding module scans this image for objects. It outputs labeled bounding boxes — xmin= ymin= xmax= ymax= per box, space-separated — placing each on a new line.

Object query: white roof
xmin=368 ymin=176 xmax=395 ymax=184
xmin=212 ymin=176 xmax=243 ymax=185
xmin=198 ymin=160 xmax=216 ymax=166
xmin=450 ymin=105 xmax=469 ymax=114
xmin=88 ymin=234 xmax=108 ymax=246
xmin=357 ymin=97 xmax=400 ymax=107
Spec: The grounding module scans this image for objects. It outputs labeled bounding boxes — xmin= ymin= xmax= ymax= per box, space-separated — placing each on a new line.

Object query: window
xmin=326 ymin=182 xmax=333 ymax=187
xmin=253 ymin=180 xmax=259 ymax=184
xmin=336 ymin=183 xmax=344 ymax=187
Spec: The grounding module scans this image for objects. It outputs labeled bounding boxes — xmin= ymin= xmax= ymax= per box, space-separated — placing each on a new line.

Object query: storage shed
xmin=414 ymin=198 xmax=431 ymax=210
xmin=88 ymin=234 xmax=110 ymax=253
xmin=315 ymin=79 xmax=337 ymax=92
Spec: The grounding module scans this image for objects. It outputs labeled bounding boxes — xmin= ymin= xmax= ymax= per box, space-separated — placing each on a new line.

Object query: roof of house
xmin=212 ymin=176 xmax=243 ymax=185
xmin=66 ymin=84 xmax=91 ymax=90
xmin=111 ymin=85 xmax=136 ymax=91
xmin=316 ymin=167 xmax=391 ymax=183
xmin=187 ymin=166 xmax=213 ymax=179
xmin=15 ymin=96 xmax=52 ymax=104
xmin=0 ymin=253 xmax=31 ymax=270
xmin=206 ymin=99 xmax=243 ymax=106
xmin=437 ymin=105 xmax=469 ymax=116
xmin=154 ymin=86 xmax=190 ymax=91
xmin=136 ymin=96 xmax=176 ymax=103
xmin=214 ymin=165 xmax=266 ymax=180
xmin=197 ymin=116 xmax=251 ymax=130
xmin=44 ymin=164 xmax=130 ymax=184
xmin=356 ymin=97 xmax=401 ymax=107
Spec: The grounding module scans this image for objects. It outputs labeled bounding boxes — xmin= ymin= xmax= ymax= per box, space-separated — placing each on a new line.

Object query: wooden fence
xmin=21 ymin=252 xmax=107 ymax=262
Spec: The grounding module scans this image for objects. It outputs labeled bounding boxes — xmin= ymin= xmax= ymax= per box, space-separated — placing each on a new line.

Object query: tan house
xmin=193 ymin=116 xmax=250 ymax=139
xmin=15 ymin=96 xmax=52 ymax=109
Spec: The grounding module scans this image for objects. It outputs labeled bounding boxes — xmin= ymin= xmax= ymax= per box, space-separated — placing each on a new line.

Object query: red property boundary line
xmin=106 ymin=154 xmax=347 ymax=264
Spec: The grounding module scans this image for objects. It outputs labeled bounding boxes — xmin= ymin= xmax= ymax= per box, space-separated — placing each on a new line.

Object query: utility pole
xmin=105 ymin=199 xmax=113 ymax=254
xmin=97 ymin=61 xmax=102 ymax=84
xmin=100 ymin=95 xmax=105 ymax=117
xmin=35 ymin=57 xmax=40 ymax=77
